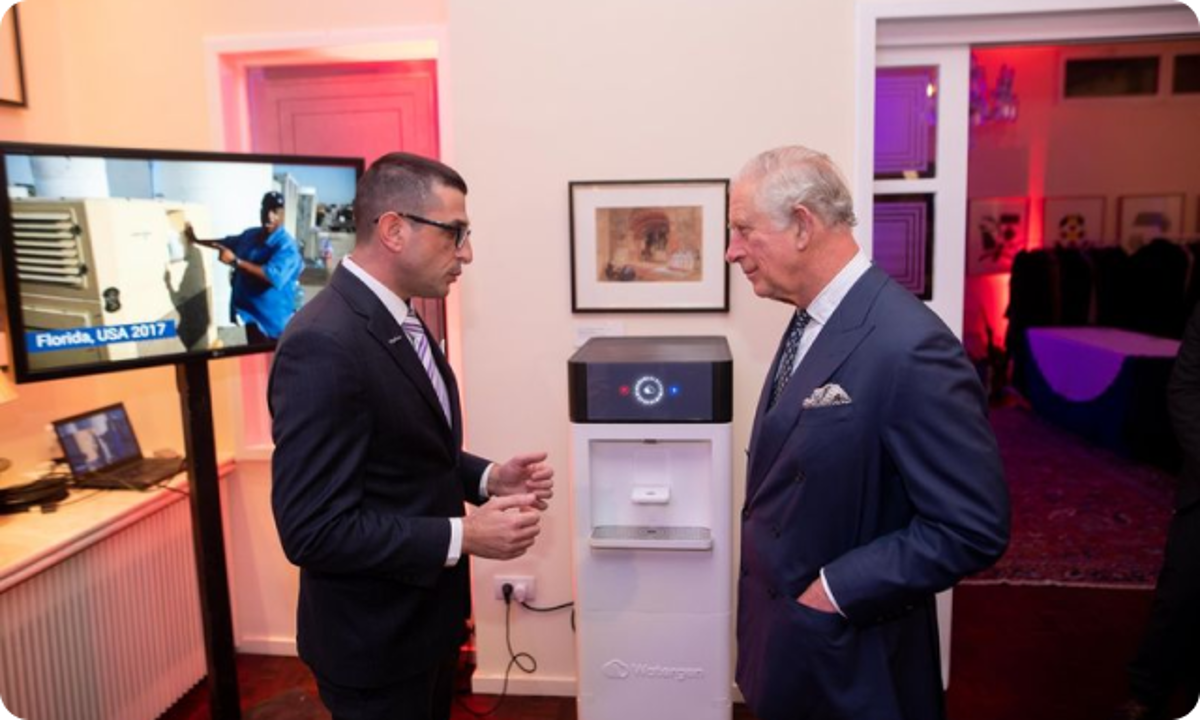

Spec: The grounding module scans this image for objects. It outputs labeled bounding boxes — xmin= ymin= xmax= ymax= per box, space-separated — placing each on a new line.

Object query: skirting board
xmin=238 ymin=636 xmax=299 ymax=657
xmin=470 ymin=675 xmax=746 ymax=704
xmin=470 ymin=674 xmax=576 ymax=697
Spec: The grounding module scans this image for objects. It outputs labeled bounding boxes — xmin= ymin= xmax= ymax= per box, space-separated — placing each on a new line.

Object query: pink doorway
xmin=246 ymin=59 xmax=447 ymax=342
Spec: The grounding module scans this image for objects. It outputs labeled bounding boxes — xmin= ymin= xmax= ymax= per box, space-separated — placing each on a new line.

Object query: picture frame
xmin=1042 ymin=196 xmax=1106 ymax=247
xmin=966 ymin=197 xmax=1029 ymax=275
xmin=569 ymin=179 xmax=729 ymax=312
xmin=0 ymin=6 xmax=26 ymax=108
xmin=1117 ymin=194 xmax=1184 ymax=252
xmin=872 ymin=193 xmax=934 ymax=300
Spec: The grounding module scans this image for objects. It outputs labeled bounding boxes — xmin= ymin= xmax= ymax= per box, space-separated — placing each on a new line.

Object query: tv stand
xmin=177 ymin=358 xmax=241 ymax=720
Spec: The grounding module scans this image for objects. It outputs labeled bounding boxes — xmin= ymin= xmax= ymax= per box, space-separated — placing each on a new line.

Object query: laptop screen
xmin=53 ymin=404 xmax=143 ymax=476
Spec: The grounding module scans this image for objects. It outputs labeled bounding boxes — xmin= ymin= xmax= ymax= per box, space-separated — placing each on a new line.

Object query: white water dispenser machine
xmin=567 ymin=336 xmax=733 ymax=720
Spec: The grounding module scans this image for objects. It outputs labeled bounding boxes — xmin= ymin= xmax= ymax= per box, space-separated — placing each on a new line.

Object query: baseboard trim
xmin=237 ymin=636 xmax=298 ymax=656
xmin=469 ymin=674 xmax=577 ymax=697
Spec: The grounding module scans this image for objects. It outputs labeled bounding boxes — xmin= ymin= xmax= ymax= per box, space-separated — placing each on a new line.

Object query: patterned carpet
xmin=965 ymin=404 xmax=1178 ymax=588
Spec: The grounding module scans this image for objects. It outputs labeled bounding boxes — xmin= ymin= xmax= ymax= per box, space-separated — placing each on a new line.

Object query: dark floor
xmin=161 ymin=583 xmax=1162 ymax=720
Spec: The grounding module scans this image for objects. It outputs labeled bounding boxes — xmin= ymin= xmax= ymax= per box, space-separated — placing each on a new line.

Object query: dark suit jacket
xmin=737 ymin=265 xmax=1010 ymax=720
xmin=1170 ymin=302 xmax=1200 ymax=511
xmin=269 ymin=266 xmax=489 ymax=688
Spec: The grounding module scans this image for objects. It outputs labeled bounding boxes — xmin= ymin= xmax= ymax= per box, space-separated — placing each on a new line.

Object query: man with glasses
xmin=269 ymin=152 xmax=555 ymax=720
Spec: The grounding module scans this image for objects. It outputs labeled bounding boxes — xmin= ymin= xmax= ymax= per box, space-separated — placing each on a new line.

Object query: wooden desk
xmin=0 ymin=462 xmax=233 ymax=720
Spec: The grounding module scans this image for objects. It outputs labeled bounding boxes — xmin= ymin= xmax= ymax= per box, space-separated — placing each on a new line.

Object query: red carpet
xmin=967 ymin=405 xmax=1176 ymax=588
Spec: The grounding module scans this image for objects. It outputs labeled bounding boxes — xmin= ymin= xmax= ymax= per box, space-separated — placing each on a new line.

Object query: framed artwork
xmin=569 ymin=179 xmax=729 ymax=312
xmin=872 ymin=193 xmax=934 ymax=300
xmin=1118 ymin=194 xmax=1184 ymax=251
xmin=1042 ymin=196 xmax=1106 ymax=247
xmin=0 ymin=6 xmax=26 ymax=108
xmin=967 ymin=197 xmax=1029 ymax=275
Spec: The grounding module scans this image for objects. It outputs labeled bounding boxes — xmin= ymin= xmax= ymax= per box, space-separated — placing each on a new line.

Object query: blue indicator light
xmin=668 ymin=385 xmax=681 ymax=396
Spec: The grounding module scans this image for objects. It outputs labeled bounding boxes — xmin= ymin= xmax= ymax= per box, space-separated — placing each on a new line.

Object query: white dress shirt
xmin=778 ymin=250 xmax=871 ymax=616
xmin=342 ymin=256 xmax=492 ymax=567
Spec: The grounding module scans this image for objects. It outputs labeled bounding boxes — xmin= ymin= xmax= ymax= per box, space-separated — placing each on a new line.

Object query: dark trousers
xmin=1129 ymin=503 xmax=1200 ymax=710
xmin=315 ymin=646 xmax=460 ymax=720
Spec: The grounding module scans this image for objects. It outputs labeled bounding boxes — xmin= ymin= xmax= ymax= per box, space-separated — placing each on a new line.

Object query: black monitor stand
xmin=177 ymin=358 xmax=241 ymax=720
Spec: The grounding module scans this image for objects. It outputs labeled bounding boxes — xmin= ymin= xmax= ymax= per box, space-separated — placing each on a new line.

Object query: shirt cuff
xmin=479 ymin=463 xmax=494 ymax=499
xmin=819 ymin=568 xmax=847 ymax=618
xmin=446 ymin=518 xmax=463 ymax=567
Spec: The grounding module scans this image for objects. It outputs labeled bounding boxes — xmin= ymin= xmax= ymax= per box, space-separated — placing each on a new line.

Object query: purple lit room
xmin=0 ymin=2 xmax=1197 ymax=720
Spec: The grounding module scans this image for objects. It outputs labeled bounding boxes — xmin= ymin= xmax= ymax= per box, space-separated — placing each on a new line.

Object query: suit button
xmin=768 ymin=588 xmax=779 ymax=599
xmin=795 ymin=471 xmax=806 ymax=484
xmin=741 ymin=507 xmax=751 ymax=519
xmin=771 ymin=525 xmax=781 ymax=538
xmin=741 ymin=567 xmax=749 ymax=578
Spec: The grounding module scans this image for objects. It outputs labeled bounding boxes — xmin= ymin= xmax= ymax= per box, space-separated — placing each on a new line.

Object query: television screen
xmin=0 ymin=142 xmax=363 ymax=383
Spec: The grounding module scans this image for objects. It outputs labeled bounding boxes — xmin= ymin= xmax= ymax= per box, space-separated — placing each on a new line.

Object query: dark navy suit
xmin=737 ymin=265 xmax=1010 ymax=720
xmin=269 ymin=266 xmax=488 ymax=691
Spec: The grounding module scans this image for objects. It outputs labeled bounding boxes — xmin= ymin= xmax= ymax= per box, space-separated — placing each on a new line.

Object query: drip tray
xmin=590 ymin=525 xmax=712 ymax=551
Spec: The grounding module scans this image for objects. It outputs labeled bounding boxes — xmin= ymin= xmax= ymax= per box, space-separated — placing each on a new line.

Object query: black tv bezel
xmin=0 ymin=141 xmax=365 ymax=384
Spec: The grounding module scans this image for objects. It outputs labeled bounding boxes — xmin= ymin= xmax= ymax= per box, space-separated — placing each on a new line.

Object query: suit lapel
xmin=746 ymin=266 xmax=888 ymax=502
xmin=332 ymin=268 xmax=456 ymax=439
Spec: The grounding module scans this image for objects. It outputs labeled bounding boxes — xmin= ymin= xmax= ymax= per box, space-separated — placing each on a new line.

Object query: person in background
xmin=727 ymin=145 xmax=1010 ymax=720
xmin=186 ymin=190 xmax=302 ymax=342
xmin=269 ymin=152 xmax=554 ymax=720
xmin=1115 ymin=302 xmax=1200 ymax=720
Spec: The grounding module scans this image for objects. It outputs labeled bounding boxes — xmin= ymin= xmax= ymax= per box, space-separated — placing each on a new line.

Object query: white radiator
xmin=0 ymin=495 xmax=205 ymax=720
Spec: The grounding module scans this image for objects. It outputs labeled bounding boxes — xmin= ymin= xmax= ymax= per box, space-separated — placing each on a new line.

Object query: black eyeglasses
xmin=375 ymin=211 xmax=472 ymax=249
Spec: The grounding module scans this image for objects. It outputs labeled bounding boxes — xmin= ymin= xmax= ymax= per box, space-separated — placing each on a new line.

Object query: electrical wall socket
xmin=493 ymin=575 xmax=536 ymax=603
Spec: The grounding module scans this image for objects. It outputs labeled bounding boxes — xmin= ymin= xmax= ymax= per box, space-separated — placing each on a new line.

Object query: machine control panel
xmin=568 ymin=336 xmax=732 ymax=423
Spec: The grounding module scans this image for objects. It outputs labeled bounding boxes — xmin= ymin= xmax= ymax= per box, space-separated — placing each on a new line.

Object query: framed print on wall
xmin=1118 ymin=194 xmax=1184 ymax=252
xmin=569 ymin=179 xmax=729 ymax=312
xmin=1043 ymin=196 xmax=1106 ymax=247
xmin=0 ymin=6 xmax=26 ymax=108
xmin=966 ymin=197 xmax=1029 ymax=275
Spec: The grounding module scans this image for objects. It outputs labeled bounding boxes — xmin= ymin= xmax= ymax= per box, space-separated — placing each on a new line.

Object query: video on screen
xmin=1 ymin=147 xmax=361 ymax=380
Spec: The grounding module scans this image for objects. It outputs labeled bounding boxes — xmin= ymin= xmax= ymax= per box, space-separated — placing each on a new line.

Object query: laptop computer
xmin=52 ymin=403 xmax=185 ymax=490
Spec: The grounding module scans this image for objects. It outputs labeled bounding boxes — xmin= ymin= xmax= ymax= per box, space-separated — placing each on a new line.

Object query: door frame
xmin=854 ymin=0 xmax=1196 ymax=687
xmin=854 ymin=0 xmax=1197 ymax=335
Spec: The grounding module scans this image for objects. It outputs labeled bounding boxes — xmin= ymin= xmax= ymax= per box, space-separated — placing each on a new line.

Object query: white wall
xmin=448 ymin=0 xmax=859 ymax=693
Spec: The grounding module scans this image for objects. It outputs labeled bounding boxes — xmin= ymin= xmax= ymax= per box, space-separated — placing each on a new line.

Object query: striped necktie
xmin=769 ymin=309 xmax=812 ymax=409
xmin=402 ymin=308 xmax=452 ymax=425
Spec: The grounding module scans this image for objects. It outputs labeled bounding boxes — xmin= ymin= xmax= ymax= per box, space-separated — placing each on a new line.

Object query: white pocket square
xmin=802 ymin=383 xmax=852 ymax=409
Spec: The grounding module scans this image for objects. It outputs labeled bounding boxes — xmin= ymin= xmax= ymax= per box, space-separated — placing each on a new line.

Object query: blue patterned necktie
xmin=769 ymin=310 xmax=812 ymax=409
xmin=402 ymin=308 xmax=452 ymax=425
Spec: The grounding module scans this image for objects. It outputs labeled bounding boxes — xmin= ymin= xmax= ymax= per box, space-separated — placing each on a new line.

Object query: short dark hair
xmin=353 ymin=153 xmax=468 ymax=244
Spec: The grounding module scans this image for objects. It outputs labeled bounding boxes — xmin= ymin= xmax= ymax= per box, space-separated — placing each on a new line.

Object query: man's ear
xmin=377 ymin=213 xmax=406 ymax=253
xmin=792 ymin=204 xmax=819 ymax=251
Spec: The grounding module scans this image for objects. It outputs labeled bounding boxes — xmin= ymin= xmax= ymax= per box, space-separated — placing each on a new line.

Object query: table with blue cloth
xmin=1022 ymin=327 xmax=1182 ymax=468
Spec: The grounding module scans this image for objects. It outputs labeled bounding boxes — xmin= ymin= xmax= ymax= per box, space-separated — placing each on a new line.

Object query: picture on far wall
xmin=1043 ymin=196 xmax=1106 ymax=247
xmin=967 ymin=197 xmax=1029 ymax=275
xmin=1118 ymin=194 xmax=1184 ymax=252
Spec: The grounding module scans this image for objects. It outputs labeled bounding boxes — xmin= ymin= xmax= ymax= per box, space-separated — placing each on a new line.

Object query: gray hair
xmin=736 ymin=146 xmax=857 ymax=230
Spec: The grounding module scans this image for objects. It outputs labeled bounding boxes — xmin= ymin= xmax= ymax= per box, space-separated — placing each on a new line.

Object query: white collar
xmin=804 ymin=250 xmax=870 ymax=325
xmin=341 ymin=256 xmax=412 ymax=328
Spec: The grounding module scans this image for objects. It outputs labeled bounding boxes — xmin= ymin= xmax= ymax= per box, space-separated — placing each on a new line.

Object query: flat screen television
xmin=0 ymin=142 xmax=364 ymax=383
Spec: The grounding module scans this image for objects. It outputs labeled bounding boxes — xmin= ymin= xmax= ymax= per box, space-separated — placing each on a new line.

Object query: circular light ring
xmin=633 ymin=375 xmax=665 ymax=406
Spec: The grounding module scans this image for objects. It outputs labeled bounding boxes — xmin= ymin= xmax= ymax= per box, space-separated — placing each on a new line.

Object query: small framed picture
xmin=1042 ymin=196 xmax=1106 ymax=247
xmin=569 ymin=179 xmax=729 ymax=312
xmin=1118 ymin=194 xmax=1184 ymax=252
xmin=967 ymin=197 xmax=1029 ymax=275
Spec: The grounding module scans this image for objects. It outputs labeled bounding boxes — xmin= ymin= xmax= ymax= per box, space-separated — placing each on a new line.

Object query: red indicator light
xmin=619 ymin=385 xmax=631 ymax=396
